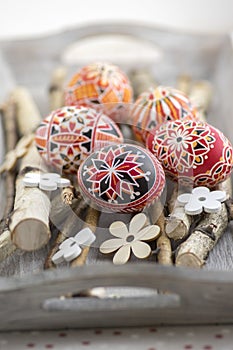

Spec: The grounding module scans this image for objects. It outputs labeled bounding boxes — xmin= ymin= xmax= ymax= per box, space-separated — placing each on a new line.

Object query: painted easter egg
xmin=64 ymin=62 xmax=133 ymax=122
xmin=78 ymin=143 xmax=165 ymax=213
xmin=147 ymin=120 xmax=233 ymax=187
xmin=35 ymin=106 xmax=123 ymax=174
xmin=132 ymin=86 xmax=198 ymax=143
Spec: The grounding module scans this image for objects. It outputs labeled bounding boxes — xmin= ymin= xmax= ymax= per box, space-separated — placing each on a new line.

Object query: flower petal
xmin=184 ymin=198 xmax=203 ymax=215
xmin=109 ymin=221 xmax=128 ymax=238
xmin=203 ymin=198 xmax=222 ymax=214
xmin=113 ymin=245 xmax=131 ymax=265
xmin=209 ymin=190 xmax=227 ymax=202
xmin=135 ymin=225 xmax=160 ymax=241
xmin=52 ymin=250 xmax=64 ymax=264
xmin=99 ymin=238 xmax=123 ymax=254
xmin=131 ymin=241 xmax=151 ymax=259
xmin=63 ymin=245 xmax=82 ymax=262
xmin=192 ymin=186 xmax=210 ymax=196
xmin=129 ymin=213 xmax=147 ymax=234
xmin=177 ymin=193 xmax=192 ymax=205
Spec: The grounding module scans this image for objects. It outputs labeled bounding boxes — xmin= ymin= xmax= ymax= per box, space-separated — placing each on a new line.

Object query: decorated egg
xmin=64 ymin=62 xmax=133 ymax=122
xmin=78 ymin=143 xmax=165 ymax=213
xmin=147 ymin=120 xmax=233 ymax=187
xmin=35 ymin=106 xmax=123 ymax=174
xmin=132 ymin=86 xmax=198 ymax=142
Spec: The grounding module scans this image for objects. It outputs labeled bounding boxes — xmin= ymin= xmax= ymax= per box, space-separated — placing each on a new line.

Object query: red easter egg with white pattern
xmin=78 ymin=143 xmax=166 ymax=213
xmin=35 ymin=106 xmax=123 ymax=174
xmin=132 ymin=86 xmax=198 ymax=143
xmin=146 ymin=120 xmax=233 ymax=188
xmin=64 ymin=62 xmax=133 ymax=122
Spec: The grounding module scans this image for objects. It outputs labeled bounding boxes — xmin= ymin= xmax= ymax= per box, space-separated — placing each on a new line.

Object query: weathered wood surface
xmin=1 ymin=264 xmax=233 ymax=330
xmin=0 ymin=23 xmax=233 ymax=329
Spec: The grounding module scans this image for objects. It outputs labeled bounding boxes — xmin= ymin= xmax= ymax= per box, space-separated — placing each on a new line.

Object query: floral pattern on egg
xmin=146 ymin=120 xmax=233 ymax=187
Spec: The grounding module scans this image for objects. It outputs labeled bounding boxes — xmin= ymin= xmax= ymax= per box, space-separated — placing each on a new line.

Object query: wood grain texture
xmin=1 ymin=263 xmax=233 ymax=330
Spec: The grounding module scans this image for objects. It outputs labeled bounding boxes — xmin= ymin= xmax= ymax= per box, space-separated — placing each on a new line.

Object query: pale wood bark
xmin=11 ymin=87 xmax=41 ymax=136
xmin=10 ymin=144 xmax=51 ymax=251
xmin=44 ymin=198 xmax=87 ymax=269
xmin=49 ymin=66 xmax=66 ymax=111
xmin=176 ymin=203 xmax=228 ymax=268
xmin=71 ymin=206 xmax=101 ymax=267
xmin=0 ymin=99 xmax=17 ymax=228
xmin=166 ymin=184 xmax=192 ymax=241
xmin=176 ymin=75 xmax=192 ymax=95
xmin=128 ymin=69 xmax=157 ymax=98
xmin=151 ymin=201 xmax=172 ymax=265
xmin=0 ymin=230 xmax=16 ymax=262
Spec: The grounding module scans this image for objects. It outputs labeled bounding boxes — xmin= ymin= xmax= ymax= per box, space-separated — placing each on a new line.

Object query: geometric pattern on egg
xmin=64 ymin=62 xmax=133 ymax=122
xmin=132 ymin=86 xmax=198 ymax=143
xmin=146 ymin=120 xmax=233 ymax=188
xmin=35 ymin=106 xmax=123 ymax=174
xmin=77 ymin=143 xmax=166 ymax=213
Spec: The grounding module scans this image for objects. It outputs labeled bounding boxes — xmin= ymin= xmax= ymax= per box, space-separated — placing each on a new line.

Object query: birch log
xmin=150 ymin=201 xmax=172 ymax=265
xmin=175 ymin=203 xmax=228 ymax=268
xmin=0 ymin=99 xmax=18 ymax=260
xmin=11 ymin=87 xmax=41 ymax=136
xmin=10 ymin=144 xmax=51 ymax=251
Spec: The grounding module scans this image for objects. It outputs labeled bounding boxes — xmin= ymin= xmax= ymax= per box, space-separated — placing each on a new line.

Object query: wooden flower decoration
xmin=52 ymin=227 xmax=96 ymax=264
xmin=99 ymin=213 xmax=160 ymax=265
xmin=177 ymin=186 xmax=227 ymax=215
xmin=23 ymin=172 xmax=70 ymax=191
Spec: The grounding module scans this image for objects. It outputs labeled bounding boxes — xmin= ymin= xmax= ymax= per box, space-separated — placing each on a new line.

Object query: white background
xmin=0 ymin=0 xmax=233 ymax=40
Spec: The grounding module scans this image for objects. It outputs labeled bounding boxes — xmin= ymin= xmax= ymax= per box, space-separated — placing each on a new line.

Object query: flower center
xmin=176 ymin=137 xmax=183 ymax=142
xmin=126 ymin=235 xmax=135 ymax=243
xmin=198 ymin=196 xmax=206 ymax=202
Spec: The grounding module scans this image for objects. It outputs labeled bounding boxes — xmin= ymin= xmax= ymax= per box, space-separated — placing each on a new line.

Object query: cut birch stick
xmin=0 ymin=99 xmax=17 ymax=230
xmin=44 ymin=198 xmax=87 ymax=269
xmin=166 ymin=184 xmax=192 ymax=241
xmin=175 ymin=203 xmax=228 ymax=268
xmin=8 ymin=88 xmax=52 ymax=251
xmin=49 ymin=66 xmax=66 ymax=111
xmin=10 ymin=144 xmax=51 ymax=251
xmin=71 ymin=206 xmax=101 ymax=267
xmin=11 ymin=87 xmax=41 ymax=136
xmin=150 ymin=201 xmax=172 ymax=265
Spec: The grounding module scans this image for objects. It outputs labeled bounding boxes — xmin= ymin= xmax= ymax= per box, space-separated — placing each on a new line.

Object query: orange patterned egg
xmin=35 ymin=106 xmax=123 ymax=174
xmin=65 ymin=62 xmax=133 ymax=122
xmin=132 ymin=86 xmax=198 ymax=143
xmin=147 ymin=120 xmax=233 ymax=188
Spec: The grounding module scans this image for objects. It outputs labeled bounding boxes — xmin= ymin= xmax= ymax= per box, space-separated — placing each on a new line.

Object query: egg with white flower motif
xmin=35 ymin=106 xmax=123 ymax=174
xmin=78 ymin=143 xmax=165 ymax=213
xmin=146 ymin=120 xmax=233 ymax=187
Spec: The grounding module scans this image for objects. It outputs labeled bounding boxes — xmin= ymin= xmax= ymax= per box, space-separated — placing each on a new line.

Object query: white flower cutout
xmin=52 ymin=227 xmax=96 ymax=264
xmin=23 ymin=172 xmax=70 ymax=191
xmin=177 ymin=186 xmax=227 ymax=215
xmin=99 ymin=213 xmax=161 ymax=265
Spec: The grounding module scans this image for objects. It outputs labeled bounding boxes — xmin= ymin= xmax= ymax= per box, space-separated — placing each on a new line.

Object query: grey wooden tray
xmin=0 ymin=23 xmax=233 ymax=331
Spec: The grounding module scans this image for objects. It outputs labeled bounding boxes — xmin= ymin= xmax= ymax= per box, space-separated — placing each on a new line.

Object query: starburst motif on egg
xmin=83 ymin=146 xmax=151 ymax=204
